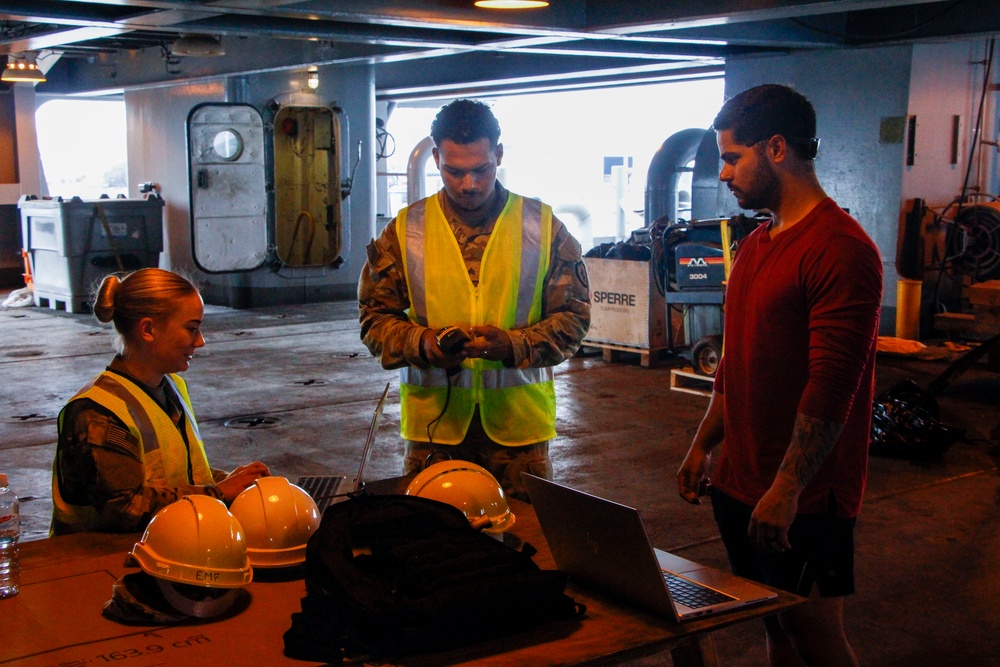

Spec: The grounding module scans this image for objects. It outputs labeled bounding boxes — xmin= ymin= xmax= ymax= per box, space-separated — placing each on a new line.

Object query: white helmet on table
xmin=230 ymin=476 xmax=321 ymax=568
xmin=404 ymin=460 xmax=515 ymax=534
xmin=129 ymin=495 xmax=251 ymax=617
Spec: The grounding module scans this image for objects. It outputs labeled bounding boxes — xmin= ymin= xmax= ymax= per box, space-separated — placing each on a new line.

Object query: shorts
xmin=710 ymin=487 xmax=856 ymax=598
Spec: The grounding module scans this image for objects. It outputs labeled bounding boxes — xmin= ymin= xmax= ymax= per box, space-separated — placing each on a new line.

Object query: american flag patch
xmin=102 ymin=423 xmax=140 ymax=458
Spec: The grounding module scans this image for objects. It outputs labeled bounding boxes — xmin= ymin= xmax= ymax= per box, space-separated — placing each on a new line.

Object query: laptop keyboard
xmin=663 ymin=572 xmax=735 ymax=609
xmin=296 ymin=475 xmax=350 ymax=512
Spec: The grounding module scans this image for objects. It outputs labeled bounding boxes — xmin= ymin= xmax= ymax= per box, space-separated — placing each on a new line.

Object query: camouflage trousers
xmin=402 ymin=412 xmax=551 ymax=503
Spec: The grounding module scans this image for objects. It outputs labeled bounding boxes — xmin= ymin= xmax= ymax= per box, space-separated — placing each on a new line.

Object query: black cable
xmin=425 ymin=370 xmax=453 ymax=446
xmin=375 ymin=119 xmax=395 ymax=160
xmin=651 ymin=223 xmax=669 ymax=296
xmin=927 ymin=38 xmax=996 ymax=313
xmin=790 ymin=0 xmax=971 ymax=43
xmin=959 ymin=38 xmax=995 ymax=204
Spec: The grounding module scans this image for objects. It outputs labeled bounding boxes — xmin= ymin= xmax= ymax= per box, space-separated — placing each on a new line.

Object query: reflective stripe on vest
xmin=405 ymin=198 xmax=429 ymax=327
xmin=397 ymin=191 xmax=555 ymax=445
xmin=52 ymin=371 xmax=214 ymax=532
xmin=516 ymin=197 xmax=544 ymax=327
xmin=400 ymin=365 xmax=553 ymax=390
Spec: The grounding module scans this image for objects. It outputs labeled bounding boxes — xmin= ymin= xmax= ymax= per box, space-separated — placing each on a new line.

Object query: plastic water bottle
xmin=0 ymin=473 xmax=20 ymax=599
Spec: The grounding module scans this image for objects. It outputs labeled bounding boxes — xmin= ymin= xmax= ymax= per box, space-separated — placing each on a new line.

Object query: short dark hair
xmin=430 ymin=99 xmax=501 ymax=148
xmin=713 ymin=84 xmax=817 ymax=159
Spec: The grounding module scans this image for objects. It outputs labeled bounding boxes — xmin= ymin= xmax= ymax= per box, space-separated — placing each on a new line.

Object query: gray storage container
xmin=18 ymin=195 xmax=164 ymax=313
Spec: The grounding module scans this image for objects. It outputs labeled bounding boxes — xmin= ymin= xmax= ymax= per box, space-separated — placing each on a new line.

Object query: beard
xmin=730 ymin=156 xmax=780 ymax=212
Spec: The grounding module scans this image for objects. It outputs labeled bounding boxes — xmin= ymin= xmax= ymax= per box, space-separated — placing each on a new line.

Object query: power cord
xmin=423 ymin=327 xmax=469 ymax=445
xmin=425 ymin=370 xmax=454 ymax=446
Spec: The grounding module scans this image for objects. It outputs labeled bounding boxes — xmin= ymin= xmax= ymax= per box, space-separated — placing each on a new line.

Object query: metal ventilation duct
xmin=644 ymin=127 xmax=718 ymax=225
xmin=407 ymin=136 xmax=435 ymax=204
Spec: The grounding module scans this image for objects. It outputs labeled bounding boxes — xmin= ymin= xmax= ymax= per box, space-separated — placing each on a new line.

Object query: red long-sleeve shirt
xmin=713 ymin=198 xmax=883 ymax=518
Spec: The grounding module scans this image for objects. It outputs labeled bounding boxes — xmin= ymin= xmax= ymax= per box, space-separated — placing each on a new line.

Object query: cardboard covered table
xmin=1 ymin=497 xmax=801 ymax=667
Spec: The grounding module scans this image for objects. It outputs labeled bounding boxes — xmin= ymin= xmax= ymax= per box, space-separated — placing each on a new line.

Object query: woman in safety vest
xmin=51 ymin=268 xmax=269 ymax=535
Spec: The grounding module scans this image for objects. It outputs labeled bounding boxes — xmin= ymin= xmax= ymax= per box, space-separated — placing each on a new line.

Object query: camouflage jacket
xmin=359 ymin=182 xmax=591 ymax=370
xmin=53 ymin=366 xmax=227 ymax=535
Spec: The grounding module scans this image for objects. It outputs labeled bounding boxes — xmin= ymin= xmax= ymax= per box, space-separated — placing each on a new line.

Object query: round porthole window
xmin=212 ymin=129 xmax=243 ymax=161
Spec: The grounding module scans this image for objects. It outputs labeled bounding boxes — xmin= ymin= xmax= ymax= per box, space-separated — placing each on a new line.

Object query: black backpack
xmin=283 ymin=493 xmax=585 ymax=664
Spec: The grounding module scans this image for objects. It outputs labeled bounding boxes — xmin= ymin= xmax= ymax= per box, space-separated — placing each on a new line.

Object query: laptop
xmin=522 ymin=473 xmax=777 ymax=621
xmin=297 ymin=382 xmax=390 ymax=512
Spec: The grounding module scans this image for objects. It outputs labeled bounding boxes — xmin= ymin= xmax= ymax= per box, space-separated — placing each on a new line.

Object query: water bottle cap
xmin=0 ymin=474 xmax=7 ymax=487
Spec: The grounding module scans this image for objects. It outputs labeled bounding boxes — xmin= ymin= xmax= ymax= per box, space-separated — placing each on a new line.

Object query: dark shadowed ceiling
xmin=2 ymin=0 xmax=999 ymax=99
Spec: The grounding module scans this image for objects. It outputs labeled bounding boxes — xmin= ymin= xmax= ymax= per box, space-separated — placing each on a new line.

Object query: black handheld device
xmin=435 ymin=326 xmax=470 ymax=354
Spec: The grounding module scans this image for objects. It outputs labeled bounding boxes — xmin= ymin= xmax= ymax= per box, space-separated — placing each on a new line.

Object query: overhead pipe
xmin=554 ymin=203 xmax=593 ymax=250
xmin=644 ymin=127 xmax=711 ymax=225
xmin=407 ymin=136 xmax=435 ymax=204
xmin=690 ymin=129 xmax=721 ymax=220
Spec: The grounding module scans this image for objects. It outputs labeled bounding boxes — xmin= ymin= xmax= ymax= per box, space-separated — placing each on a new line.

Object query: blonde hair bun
xmin=93 ymin=274 xmax=123 ymax=324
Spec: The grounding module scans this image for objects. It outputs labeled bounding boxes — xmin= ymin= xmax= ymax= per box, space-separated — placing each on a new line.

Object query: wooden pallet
xmin=583 ymin=341 xmax=668 ymax=368
xmin=670 ymin=366 xmax=713 ymax=397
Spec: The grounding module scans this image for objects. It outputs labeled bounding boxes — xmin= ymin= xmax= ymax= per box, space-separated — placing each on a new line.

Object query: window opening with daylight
xmin=379 ymin=78 xmax=725 ymax=252
xmin=35 ymin=98 xmax=128 ymax=200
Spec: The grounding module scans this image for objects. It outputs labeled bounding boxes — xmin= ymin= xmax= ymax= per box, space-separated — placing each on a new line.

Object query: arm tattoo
xmin=778 ymin=413 xmax=845 ymax=489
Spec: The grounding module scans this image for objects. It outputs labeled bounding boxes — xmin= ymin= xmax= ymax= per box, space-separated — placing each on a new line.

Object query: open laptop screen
xmin=297 ymin=382 xmax=389 ymax=511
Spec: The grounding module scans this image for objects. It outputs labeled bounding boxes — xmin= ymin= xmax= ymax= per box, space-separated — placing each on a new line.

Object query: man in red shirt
xmin=677 ymin=84 xmax=882 ymax=667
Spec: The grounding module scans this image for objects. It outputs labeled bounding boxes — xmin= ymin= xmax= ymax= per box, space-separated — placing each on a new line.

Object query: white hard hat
xmin=130 ymin=495 xmax=251 ymax=618
xmin=230 ymin=476 xmax=321 ymax=568
xmin=131 ymin=495 xmax=252 ymax=588
xmin=405 ymin=460 xmax=515 ymax=534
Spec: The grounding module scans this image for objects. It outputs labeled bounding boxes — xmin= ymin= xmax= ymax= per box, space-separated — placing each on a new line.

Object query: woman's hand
xmin=216 ymin=461 xmax=270 ymax=503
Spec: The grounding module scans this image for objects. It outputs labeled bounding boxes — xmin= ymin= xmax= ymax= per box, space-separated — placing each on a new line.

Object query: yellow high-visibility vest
xmin=52 ymin=371 xmax=215 ymax=532
xmin=398 ymin=191 xmax=556 ymax=445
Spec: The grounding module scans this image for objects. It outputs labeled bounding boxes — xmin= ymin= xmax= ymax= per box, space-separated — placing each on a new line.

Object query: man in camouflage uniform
xmin=359 ymin=99 xmax=590 ymax=502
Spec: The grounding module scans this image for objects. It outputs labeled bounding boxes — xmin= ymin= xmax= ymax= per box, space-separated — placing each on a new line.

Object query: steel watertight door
xmin=187 ymin=103 xmax=268 ymax=273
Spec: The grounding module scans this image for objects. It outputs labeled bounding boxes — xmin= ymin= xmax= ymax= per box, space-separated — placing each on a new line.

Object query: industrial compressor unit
xmin=584 ymin=214 xmax=761 ymax=374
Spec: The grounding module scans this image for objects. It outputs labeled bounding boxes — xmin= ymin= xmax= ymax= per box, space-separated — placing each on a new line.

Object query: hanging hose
xmin=288 ymin=211 xmax=316 ymax=264
xmin=958 ymin=38 xmax=995 ymax=206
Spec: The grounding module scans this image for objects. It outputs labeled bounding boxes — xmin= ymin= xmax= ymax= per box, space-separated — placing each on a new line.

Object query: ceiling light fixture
xmin=171 ymin=34 xmax=225 ymax=57
xmin=2 ymin=52 xmax=46 ymax=84
xmin=475 ymin=0 xmax=549 ymax=8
